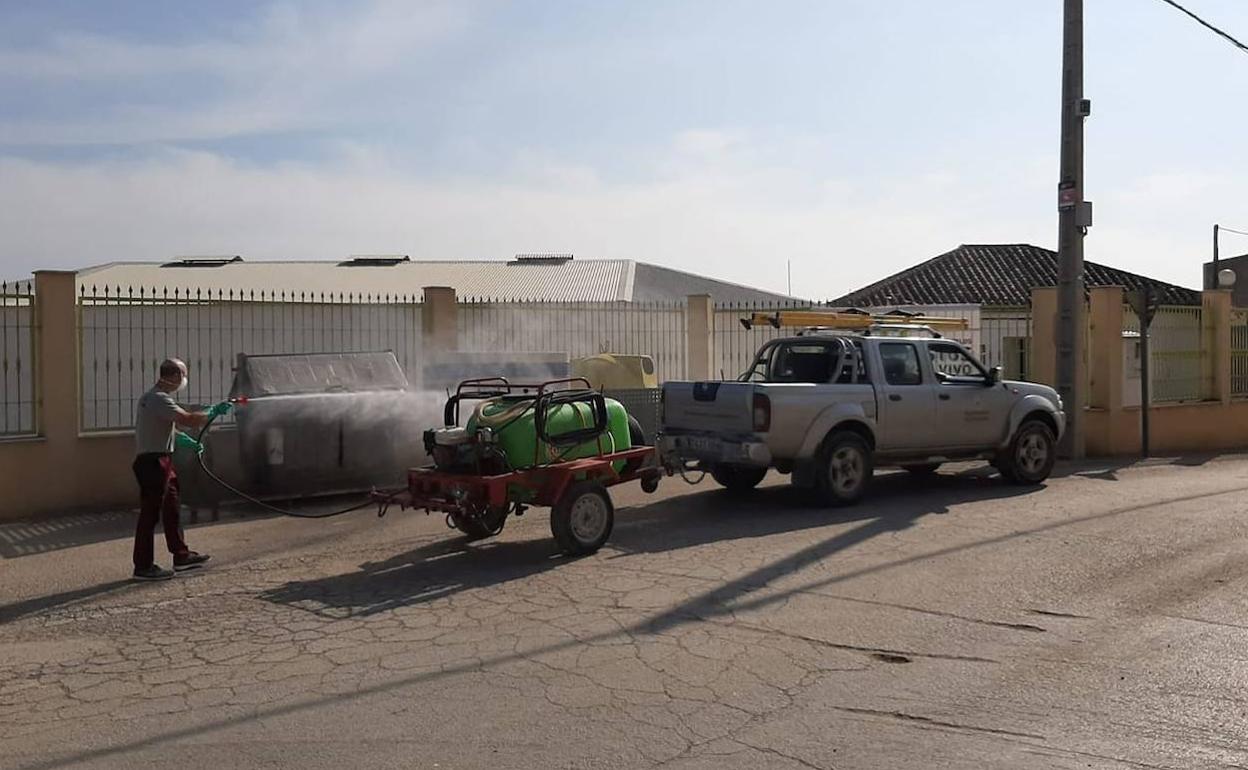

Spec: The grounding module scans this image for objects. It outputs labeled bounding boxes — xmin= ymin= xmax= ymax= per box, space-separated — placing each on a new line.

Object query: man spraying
xmin=131 ymin=358 xmax=230 ymax=581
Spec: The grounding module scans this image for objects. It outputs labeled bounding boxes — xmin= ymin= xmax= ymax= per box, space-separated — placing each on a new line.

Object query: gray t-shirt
xmin=135 ymin=386 xmax=181 ymax=455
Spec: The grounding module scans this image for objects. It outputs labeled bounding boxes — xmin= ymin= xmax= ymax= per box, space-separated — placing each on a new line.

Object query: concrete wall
xmin=1033 ymin=284 xmax=1245 ymax=458
xmin=0 ymin=283 xmax=710 ymax=522
xmin=0 ymin=273 xmax=135 ymax=520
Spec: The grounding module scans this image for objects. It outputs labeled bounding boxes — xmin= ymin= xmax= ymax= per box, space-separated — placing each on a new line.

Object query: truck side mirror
xmin=986 ymin=366 xmax=1002 ymax=385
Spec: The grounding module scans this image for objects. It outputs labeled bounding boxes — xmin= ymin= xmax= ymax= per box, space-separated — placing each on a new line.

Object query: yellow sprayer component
xmin=741 ymin=311 xmax=969 ymax=331
xmin=570 ymin=354 xmax=659 ymax=389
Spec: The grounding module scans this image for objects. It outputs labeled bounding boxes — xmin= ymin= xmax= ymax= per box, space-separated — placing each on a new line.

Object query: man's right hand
xmin=174 ymin=432 xmax=203 ymax=454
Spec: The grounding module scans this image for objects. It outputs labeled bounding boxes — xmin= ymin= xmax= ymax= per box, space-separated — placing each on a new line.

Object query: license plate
xmin=683 ymin=437 xmax=716 ymax=454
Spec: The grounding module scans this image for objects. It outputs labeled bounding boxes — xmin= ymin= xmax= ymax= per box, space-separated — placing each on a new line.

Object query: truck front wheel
xmin=997 ymin=420 xmax=1056 ymax=485
xmin=710 ymin=464 xmax=768 ymax=493
xmin=814 ymin=432 xmax=873 ymax=507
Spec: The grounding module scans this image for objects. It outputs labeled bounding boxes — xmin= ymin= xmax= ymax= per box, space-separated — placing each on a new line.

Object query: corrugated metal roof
xmin=831 ymin=244 xmax=1201 ymax=307
xmin=71 ymin=259 xmax=637 ymax=302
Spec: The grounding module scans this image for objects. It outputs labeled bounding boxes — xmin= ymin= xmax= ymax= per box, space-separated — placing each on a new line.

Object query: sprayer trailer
xmin=379 ymin=377 xmax=661 ymax=555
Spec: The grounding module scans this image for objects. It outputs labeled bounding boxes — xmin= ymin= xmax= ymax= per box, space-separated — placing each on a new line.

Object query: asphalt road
xmin=4 ymin=456 xmax=1248 ymax=769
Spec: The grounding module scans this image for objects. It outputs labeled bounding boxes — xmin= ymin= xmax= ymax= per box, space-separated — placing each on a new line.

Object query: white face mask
xmin=176 ymin=377 xmax=189 ymax=393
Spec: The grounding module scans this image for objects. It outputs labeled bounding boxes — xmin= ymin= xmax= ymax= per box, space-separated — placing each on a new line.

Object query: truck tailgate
xmin=662 ymin=381 xmax=756 ymax=435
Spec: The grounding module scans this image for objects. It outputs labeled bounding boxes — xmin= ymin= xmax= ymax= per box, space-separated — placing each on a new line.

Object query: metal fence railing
xmin=980 ymin=309 xmax=1031 ymax=380
xmin=1150 ymin=305 xmax=1205 ymax=402
xmin=78 ymin=286 xmax=424 ymax=432
xmin=1 ymin=281 xmax=37 ymax=437
xmin=713 ymin=300 xmax=814 ymax=380
xmin=1232 ymin=309 xmax=1248 ymax=398
xmin=1125 ymin=304 xmax=1207 ymax=403
xmin=457 ymin=298 xmax=688 ymax=382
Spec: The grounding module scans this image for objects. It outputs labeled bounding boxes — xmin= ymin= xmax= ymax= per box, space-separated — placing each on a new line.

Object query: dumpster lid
xmin=233 ymin=351 xmax=409 ymax=397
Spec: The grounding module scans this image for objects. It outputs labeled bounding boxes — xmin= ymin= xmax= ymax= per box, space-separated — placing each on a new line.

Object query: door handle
xmin=889 ymin=394 xmax=902 ymax=402
xmin=938 ymin=393 xmax=950 ymax=401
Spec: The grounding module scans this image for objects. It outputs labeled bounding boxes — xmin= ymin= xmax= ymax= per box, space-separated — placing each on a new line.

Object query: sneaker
xmin=174 ymin=552 xmax=211 ymax=572
xmin=133 ymin=565 xmax=175 ymax=581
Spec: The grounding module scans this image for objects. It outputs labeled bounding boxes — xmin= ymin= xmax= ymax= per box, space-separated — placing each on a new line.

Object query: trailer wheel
xmin=551 ymin=482 xmax=615 ymax=556
xmin=454 ymin=504 xmax=509 ymax=541
xmin=640 ymin=473 xmax=660 ymax=494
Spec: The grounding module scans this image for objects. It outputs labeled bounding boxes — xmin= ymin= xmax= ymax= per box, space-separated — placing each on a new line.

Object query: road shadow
xmin=0 ymin=510 xmax=136 ymax=559
xmin=610 ymin=466 xmax=1033 ymax=557
xmin=0 ymin=494 xmax=368 ymax=560
xmin=260 ymin=467 xmax=1034 ymax=621
xmin=259 ymin=533 xmax=568 ymax=619
xmin=0 ymin=579 xmax=159 ymax=626
xmin=1053 ymin=453 xmax=1221 ymax=482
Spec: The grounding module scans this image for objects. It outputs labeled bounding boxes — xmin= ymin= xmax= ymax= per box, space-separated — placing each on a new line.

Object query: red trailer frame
xmin=376 ymin=377 xmax=662 ymax=555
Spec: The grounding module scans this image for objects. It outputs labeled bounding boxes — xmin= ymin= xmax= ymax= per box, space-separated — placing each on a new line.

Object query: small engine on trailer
xmin=422 ymin=425 xmax=511 ymax=476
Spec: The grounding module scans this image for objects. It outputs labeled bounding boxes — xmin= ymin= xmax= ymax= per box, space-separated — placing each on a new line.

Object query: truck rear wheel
xmin=710 ymin=464 xmax=767 ymax=493
xmin=813 ymin=432 xmax=873 ymax=507
xmin=997 ymin=420 xmax=1056 ymax=485
xmin=551 ymin=482 xmax=615 ymax=556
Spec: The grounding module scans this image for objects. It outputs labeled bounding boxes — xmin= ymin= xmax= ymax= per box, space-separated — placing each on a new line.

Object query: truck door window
xmin=770 ymin=343 xmax=838 ymax=383
xmin=879 ymin=343 xmax=922 ymax=386
xmin=928 ymin=342 xmax=988 ymax=385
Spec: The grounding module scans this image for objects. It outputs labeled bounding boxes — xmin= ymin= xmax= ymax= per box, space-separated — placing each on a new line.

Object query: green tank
xmin=467 ymin=395 xmax=632 ymax=471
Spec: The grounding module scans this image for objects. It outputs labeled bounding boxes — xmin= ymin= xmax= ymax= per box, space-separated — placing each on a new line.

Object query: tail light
xmin=752 ymin=393 xmax=771 ymax=433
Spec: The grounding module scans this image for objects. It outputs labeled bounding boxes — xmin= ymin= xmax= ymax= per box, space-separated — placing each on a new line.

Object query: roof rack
xmin=740 ymin=310 xmax=969 ymax=334
xmin=160 ymin=256 xmax=243 ymax=268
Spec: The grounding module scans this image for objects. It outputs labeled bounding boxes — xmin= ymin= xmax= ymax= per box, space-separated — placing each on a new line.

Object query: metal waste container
xmin=229 ymin=351 xmax=427 ymax=497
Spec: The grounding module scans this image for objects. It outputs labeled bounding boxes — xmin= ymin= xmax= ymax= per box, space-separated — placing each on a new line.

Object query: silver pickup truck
xmin=660 ymin=330 xmax=1065 ymax=505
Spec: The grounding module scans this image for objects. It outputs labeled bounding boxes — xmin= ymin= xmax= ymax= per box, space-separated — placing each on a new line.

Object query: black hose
xmin=193 ymin=409 xmax=390 ymax=519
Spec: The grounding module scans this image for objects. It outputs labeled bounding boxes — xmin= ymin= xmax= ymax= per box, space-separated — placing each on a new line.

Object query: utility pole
xmin=1212 ymin=223 xmax=1220 ymax=289
xmin=1056 ymin=0 xmax=1090 ymax=459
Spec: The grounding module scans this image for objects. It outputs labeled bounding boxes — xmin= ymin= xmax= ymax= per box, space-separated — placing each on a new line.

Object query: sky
xmin=1 ymin=0 xmax=1246 ymax=298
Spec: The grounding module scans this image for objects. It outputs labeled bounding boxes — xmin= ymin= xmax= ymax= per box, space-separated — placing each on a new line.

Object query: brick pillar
xmin=686 ymin=294 xmax=714 ymax=381
xmin=33 ymin=271 xmax=80 ymax=443
xmin=1202 ymin=289 xmax=1232 ymax=404
xmin=1089 ymin=286 xmax=1123 ymax=411
xmin=421 ymin=286 xmax=457 ymax=353
xmin=1030 ymin=287 xmax=1058 ymax=387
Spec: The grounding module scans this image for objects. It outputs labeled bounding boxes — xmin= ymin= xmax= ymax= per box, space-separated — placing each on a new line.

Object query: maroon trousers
xmin=132 ymin=454 xmax=189 ymax=569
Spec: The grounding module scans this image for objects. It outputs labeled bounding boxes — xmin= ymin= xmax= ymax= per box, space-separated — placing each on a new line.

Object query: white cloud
xmin=0 ymin=144 xmax=1059 ymax=298
xmin=0 ymin=0 xmax=472 ymax=145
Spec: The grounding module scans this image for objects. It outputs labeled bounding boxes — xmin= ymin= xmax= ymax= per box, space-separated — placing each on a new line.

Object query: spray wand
xmin=190 ymin=397 xmax=399 ymax=519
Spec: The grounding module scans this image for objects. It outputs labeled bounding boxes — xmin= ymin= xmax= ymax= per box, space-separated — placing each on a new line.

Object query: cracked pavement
xmin=5 ymin=457 xmax=1248 ymax=768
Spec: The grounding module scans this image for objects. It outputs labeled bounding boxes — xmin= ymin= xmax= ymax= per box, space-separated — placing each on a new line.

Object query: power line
xmin=1156 ymin=0 xmax=1248 ymax=55
xmin=1220 ymin=226 xmax=1248 ymax=237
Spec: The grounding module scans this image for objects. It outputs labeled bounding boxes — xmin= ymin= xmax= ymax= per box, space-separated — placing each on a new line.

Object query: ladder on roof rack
xmin=740 ymin=310 xmax=969 ymax=332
